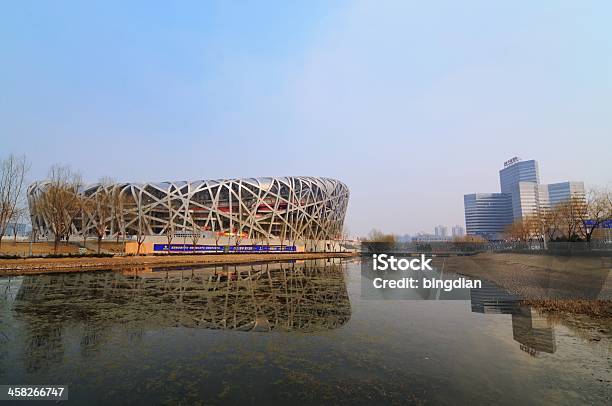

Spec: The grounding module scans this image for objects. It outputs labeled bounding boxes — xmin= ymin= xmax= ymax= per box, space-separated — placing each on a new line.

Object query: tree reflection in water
xmin=9 ymin=259 xmax=351 ymax=372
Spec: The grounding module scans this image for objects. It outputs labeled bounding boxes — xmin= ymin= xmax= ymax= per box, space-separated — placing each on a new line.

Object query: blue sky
xmin=1 ymin=0 xmax=611 ymax=236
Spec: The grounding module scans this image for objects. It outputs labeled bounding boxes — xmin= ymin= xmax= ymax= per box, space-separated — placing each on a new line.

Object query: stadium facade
xmin=28 ymin=176 xmax=349 ymax=244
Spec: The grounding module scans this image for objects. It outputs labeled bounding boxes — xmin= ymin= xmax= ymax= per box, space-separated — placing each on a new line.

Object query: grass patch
xmin=523 ymin=299 xmax=612 ymax=318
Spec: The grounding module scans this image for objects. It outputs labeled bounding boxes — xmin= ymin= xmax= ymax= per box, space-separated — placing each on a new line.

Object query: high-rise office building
xmin=499 ymin=159 xmax=541 ymax=220
xmin=544 ymin=181 xmax=585 ymax=208
xmin=499 ymin=159 xmax=540 ymax=194
xmin=463 ymin=158 xmax=585 ymax=240
xmin=509 ymin=182 xmax=540 ymax=220
xmin=463 ymin=193 xmax=512 ymax=240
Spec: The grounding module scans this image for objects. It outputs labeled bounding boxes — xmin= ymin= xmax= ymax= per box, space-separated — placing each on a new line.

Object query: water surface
xmin=0 ymin=258 xmax=610 ymax=405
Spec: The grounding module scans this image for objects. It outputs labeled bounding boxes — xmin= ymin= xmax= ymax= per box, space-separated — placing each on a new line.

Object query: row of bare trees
xmin=364 ymin=228 xmax=397 ymax=242
xmin=0 ymin=153 xmax=145 ymax=255
xmin=506 ymin=187 xmax=612 ymax=242
xmin=0 ymin=156 xmax=95 ymax=254
xmin=31 ymin=166 xmax=133 ymax=254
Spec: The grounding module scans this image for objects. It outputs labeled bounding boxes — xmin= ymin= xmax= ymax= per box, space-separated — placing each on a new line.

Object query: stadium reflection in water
xmin=4 ymin=259 xmax=350 ymax=371
xmin=5 ymin=261 xmax=555 ymax=370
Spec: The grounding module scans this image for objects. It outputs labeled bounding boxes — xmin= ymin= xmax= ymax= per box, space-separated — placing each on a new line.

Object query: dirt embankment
xmin=0 ymin=252 xmax=358 ymax=276
xmin=438 ymin=252 xmax=612 ymax=319
xmin=0 ymin=241 xmax=85 ymax=256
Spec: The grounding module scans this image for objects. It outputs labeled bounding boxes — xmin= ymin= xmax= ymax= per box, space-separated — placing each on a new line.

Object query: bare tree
xmin=0 ymin=154 xmax=29 ymax=248
xmin=135 ymin=210 xmax=149 ymax=256
xmin=189 ymin=213 xmax=201 ymax=253
xmin=90 ymin=183 xmax=114 ymax=254
xmin=111 ymin=187 xmax=130 ymax=245
xmin=577 ymin=187 xmax=612 ymax=242
xmin=165 ymin=221 xmax=175 ymax=254
xmin=541 ymin=206 xmax=562 ymax=241
xmin=556 ymin=197 xmax=584 ymax=241
xmin=365 ymin=228 xmax=396 ymax=242
xmin=505 ymin=215 xmax=540 ymax=241
xmin=79 ymin=191 xmax=96 ymax=248
xmin=9 ymin=204 xmax=28 ymax=243
xmin=96 ymin=177 xmax=121 ymax=246
xmin=524 ymin=215 xmax=541 ymax=241
xmin=33 ymin=165 xmax=82 ymax=253
xmin=506 ymin=220 xmax=524 ymax=241
xmin=62 ymin=172 xmax=84 ymax=244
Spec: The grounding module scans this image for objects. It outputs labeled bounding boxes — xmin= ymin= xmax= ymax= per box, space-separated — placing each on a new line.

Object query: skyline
xmin=2 ymin=1 xmax=611 ymax=236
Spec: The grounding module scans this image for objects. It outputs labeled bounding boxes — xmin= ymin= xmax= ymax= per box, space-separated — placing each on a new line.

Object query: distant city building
xmin=452 ymin=225 xmax=465 ymax=237
xmin=463 ymin=158 xmax=585 ymax=240
xmin=411 ymin=232 xmax=452 ymax=242
xmin=397 ymin=234 xmax=412 ymax=242
xmin=434 ymin=225 xmax=448 ymax=237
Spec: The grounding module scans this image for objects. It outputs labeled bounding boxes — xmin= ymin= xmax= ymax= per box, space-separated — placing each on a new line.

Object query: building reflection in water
xmin=470 ymin=280 xmax=556 ymax=356
xmin=7 ymin=258 xmax=351 ymax=372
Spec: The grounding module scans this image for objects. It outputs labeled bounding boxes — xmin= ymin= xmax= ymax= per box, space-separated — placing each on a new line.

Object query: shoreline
xmin=438 ymin=253 xmax=612 ymax=319
xmin=0 ymin=252 xmax=359 ymax=276
xmin=437 ymin=252 xmax=611 ymax=341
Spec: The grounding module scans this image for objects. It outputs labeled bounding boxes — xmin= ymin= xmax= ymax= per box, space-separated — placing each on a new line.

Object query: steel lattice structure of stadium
xmin=28 ymin=176 xmax=349 ymax=242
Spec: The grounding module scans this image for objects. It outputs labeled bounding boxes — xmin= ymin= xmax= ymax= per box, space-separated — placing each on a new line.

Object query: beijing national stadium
xmin=28 ymin=176 xmax=349 ymax=252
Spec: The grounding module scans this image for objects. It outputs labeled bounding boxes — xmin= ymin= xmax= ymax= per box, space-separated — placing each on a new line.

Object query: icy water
xmin=0 ymin=258 xmax=610 ymax=405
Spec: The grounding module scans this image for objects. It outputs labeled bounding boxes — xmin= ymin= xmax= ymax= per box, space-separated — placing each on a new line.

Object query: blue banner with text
xmin=153 ymin=244 xmax=297 ymax=253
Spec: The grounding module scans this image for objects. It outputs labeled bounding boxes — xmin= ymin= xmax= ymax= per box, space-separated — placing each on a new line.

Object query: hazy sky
xmin=1 ymin=1 xmax=611 ymax=236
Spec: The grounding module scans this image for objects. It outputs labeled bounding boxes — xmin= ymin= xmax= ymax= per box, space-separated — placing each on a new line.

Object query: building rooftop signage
xmin=503 ymin=156 xmax=521 ymax=167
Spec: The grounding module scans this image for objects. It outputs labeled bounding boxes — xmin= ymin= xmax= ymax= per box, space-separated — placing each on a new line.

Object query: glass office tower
xmin=463 ymin=158 xmax=584 ymax=240
xmin=499 ymin=160 xmax=540 ymax=194
xmin=464 ymin=193 xmax=512 ymax=240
